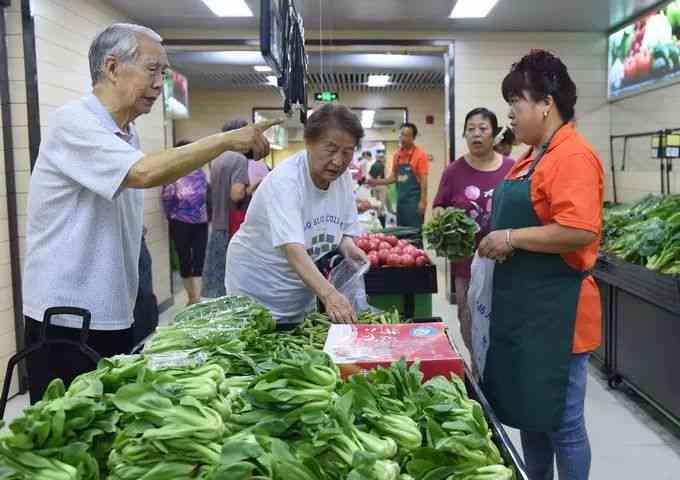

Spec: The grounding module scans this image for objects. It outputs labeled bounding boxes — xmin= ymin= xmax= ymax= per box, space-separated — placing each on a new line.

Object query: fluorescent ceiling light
xmin=361 ymin=110 xmax=376 ymax=129
xmin=449 ymin=0 xmax=499 ymax=18
xmin=367 ymin=75 xmax=390 ymax=87
xmin=212 ymin=51 xmax=263 ymax=64
xmin=254 ymin=65 xmax=272 ymax=72
xmin=201 ymin=0 xmax=253 ymax=17
xmin=266 ymin=75 xmax=278 ymax=86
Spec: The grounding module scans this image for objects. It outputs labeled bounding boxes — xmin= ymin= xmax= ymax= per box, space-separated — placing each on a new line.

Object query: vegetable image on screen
xmin=609 ymin=2 xmax=680 ymax=98
xmin=163 ymin=69 xmax=189 ymax=119
xmin=423 ymin=208 xmax=478 ymax=262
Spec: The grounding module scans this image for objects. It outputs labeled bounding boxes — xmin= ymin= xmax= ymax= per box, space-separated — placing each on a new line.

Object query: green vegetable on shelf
xmin=602 ymin=194 xmax=680 ymax=274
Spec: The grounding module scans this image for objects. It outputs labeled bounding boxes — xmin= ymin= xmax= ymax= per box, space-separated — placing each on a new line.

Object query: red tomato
xmin=385 ymin=235 xmax=399 ymax=247
xmin=368 ymin=240 xmax=380 ymax=252
xmin=378 ymin=250 xmax=390 ymax=265
xmin=397 ymin=240 xmax=409 ymax=248
xmin=379 ymin=241 xmax=391 ymax=250
xmin=415 ymin=256 xmax=428 ymax=267
xmin=387 ymin=254 xmax=401 ymax=267
xmin=401 ymin=254 xmax=416 ymax=267
xmin=403 ymin=245 xmax=418 ymax=256
xmin=368 ymin=252 xmax=380 ymax=268
xmin=391 ymin=247 xmax=403 ymax=256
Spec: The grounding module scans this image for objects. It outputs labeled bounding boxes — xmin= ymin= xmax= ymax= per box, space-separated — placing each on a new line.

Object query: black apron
xmin=482 ymin=129 xmax=587 ymax=431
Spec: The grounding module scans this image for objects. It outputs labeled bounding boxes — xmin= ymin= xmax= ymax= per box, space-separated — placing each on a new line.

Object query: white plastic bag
xmin=328 ymin=256 xmax=372 ymax=313
xmin=467 ymin=252 xmax=495 ymax=378
xmin=358 ymin=210 xmax=382 ymax=232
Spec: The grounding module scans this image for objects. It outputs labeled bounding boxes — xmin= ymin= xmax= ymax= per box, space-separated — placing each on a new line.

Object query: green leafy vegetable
xmin=423 ymin=208 xmax=478 ymax=262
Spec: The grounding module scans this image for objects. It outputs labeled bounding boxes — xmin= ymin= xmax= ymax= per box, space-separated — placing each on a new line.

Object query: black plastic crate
xmin=407 ymin=316 xmax=443 ymax=323
xmin=594 ymin=254 xmax=680 ymax=315
xmin=365 ymin=265 xmax=438 ymax=295
xmin=592 ymin=278 xmax=611 ymax=369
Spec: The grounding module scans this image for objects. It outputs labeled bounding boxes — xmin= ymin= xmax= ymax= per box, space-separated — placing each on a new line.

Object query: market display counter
xmin=465 ymin=365 xmax=529 ymax=480
xmin=593 ymin=254 xmax=680 ymax=423
xmin=323 ymin=321 xmax=528 ymax=479
xmin=365 ymin=264 xmax=438 ymax=318
xmin=592 ymin=277 xmax=612 ymax=372
xmin=1 ymin=297 xmax=528 ymax=479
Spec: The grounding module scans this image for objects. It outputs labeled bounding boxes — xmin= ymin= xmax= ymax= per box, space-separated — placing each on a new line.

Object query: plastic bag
xmin=358 ymin=210 xmax=382 ymax=232
xmin=328 ymin=256 xmax=371 ymax=313
xmin=467 ymin=252 xmax=494 ymax=378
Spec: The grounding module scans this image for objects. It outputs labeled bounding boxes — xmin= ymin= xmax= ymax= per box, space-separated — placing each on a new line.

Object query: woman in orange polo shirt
xmin=478 ymin=50 xmax=603 ymax=480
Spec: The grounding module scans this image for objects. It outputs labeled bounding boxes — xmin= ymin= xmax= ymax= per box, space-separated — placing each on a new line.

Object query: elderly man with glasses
xmin=21 ymin=23 xmax=279 ymax=403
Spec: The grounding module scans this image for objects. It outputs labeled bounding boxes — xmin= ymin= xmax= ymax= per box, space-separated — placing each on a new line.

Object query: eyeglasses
xmin=136 ymin=59 xmax=170 ymax=81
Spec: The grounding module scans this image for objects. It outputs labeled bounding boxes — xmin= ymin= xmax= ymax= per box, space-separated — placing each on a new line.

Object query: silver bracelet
xmin=506 ymin=229 xmax=515 ymax=250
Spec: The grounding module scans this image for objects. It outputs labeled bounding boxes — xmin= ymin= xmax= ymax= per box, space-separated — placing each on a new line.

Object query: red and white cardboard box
xmin=323 ymin=322 xmax=464 ymax=381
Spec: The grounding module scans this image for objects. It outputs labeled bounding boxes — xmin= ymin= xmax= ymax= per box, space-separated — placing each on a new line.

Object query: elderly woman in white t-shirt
xmin=226 ymin=104 xmax=368 ymax=328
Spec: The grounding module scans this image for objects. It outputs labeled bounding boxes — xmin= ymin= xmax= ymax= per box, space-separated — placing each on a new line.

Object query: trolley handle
xmin=41 ymin=307 xmax=93 ymax=346
xmin=0 ymin=307 xmax=100 ymax=420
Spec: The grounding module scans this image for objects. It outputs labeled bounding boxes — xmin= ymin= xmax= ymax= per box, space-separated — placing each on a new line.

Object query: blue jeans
xmin=520 ymin=353 xmax=591 ymax=480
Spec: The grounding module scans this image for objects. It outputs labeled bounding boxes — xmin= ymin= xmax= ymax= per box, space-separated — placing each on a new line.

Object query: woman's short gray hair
xmin=89 ymin=23 xmax=163 ymax=85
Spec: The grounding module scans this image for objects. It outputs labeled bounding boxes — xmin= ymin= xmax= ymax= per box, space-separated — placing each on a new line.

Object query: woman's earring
xmin=543 ymin=111 xmax=548 ymax=118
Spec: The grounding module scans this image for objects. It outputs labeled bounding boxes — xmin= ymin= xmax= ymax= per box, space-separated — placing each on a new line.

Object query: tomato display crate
xmin=364 ymin=265 xmax=437 ymax=295
xmin=323 ymin=322 xmax=463 ymax=381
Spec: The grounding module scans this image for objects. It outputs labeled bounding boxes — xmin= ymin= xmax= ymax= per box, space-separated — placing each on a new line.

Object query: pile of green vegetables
xmin=356 ymin=309 xmax=402 ymax=325
xmin=602 ymin=194 xmax=680 ymax=274
xmin=423 ymin=208 xmax=479 ymax=262
xmin=0 ymin=296 xmax=514 ymax=480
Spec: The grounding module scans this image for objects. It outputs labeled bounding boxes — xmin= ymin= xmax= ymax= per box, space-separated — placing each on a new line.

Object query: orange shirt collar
xmin=545 ymin=122 xmax=576 ymax=153
xmin=519 ymin=122 xmax=576 ymax=162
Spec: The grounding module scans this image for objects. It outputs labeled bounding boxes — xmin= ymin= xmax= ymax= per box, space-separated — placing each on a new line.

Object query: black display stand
xmin=364 ymin=265 xmax=438 ymax=319
xmin=593 ymin=254 xmax=680 ymax=424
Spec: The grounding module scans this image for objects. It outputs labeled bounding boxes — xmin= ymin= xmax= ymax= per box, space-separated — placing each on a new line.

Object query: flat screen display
xmin=608 ymin=1 xmax=680 ymax=99
xmin=260 ymin=0 xmax=286 ymax=76
xmin=163 ymin=69 xmax=189 ymax=119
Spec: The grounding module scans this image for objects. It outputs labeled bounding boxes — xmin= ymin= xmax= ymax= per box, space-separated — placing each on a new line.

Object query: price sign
xmin=651 ymin=134 xmax=662 ymax=159
xmin=665 ymin=134 xmax=680 ymax=158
